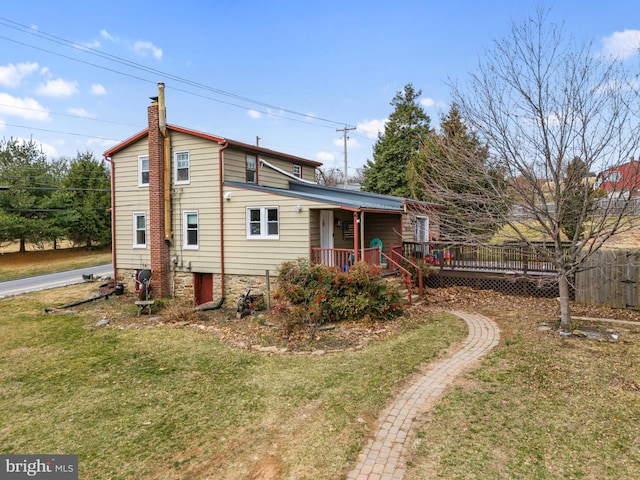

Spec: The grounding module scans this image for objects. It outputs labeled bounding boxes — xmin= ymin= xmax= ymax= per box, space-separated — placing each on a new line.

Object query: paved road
xmin=347 ymin=311 xmax=500 ymax=480
xmin=0 ymin=263 xmax=113 ymax=299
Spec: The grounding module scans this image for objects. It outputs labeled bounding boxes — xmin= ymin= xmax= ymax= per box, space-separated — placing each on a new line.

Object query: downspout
xmin=218 ymin=141 xmax=230 ymax=297
xmin=158 ymin=83 xmax=172 ymax=243
xmin=105 ymin=155 xmax=117 ymax=282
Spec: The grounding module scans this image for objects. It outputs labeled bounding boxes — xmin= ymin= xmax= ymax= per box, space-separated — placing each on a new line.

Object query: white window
xmin=415 ymin=216 xmax=429 ymax=243
xmin=604 ymin=172 xmax=620 ymax=183
xmin=133 ymin=212 xmax=146 ymax=248
xmin=175 ymin=151 xmax=190 ymax=184
xmin=293 ymin=164 xmax=302 ymax=178
xmin=139 ymin=155 xmax=149 ymax=186
xmin=246 ymin=155 xmax=257 ymax=183
xmin=246 ymin=207 xmax=279 ymax=239
xmin=183 ymin=211 xmax=199 ymax=249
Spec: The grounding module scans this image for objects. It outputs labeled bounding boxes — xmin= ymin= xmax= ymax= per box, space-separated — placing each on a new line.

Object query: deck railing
xmin=310 ymin=247 xmax=380 ymax=271
xmin=402 ymin=241 xmax=565 ymax=274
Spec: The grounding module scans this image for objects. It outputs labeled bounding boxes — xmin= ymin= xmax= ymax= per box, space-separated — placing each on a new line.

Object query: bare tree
xmin=415 ymin=8 xmax=640 ymax=333
xmin=316 ymin=167 xmax=345 ymax=187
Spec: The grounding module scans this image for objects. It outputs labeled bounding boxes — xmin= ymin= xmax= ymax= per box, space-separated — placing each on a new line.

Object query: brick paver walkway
xmin=346 ymin=311 xmax=500 ymax=480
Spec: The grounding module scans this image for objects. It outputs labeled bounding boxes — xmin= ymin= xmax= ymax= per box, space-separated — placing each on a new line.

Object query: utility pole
xmin=256 ymin=136 xmax=261 ymax=147
xmin=337 ymin=125 xmax=356 ymax=188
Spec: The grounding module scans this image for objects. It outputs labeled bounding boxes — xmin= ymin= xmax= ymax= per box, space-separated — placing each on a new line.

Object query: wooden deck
xmin=311 ymin=242 xmax=570 ymax=300
xmin=401 ymin=241 xmax=565 ymax=275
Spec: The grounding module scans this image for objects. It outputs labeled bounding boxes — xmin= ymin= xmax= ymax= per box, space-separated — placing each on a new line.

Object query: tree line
xmin=0 ymin=138 xmax=111 ymax=252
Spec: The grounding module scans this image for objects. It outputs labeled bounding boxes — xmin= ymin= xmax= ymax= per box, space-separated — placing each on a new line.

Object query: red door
xmin=193 ymin=273 xmax=214 ymax=305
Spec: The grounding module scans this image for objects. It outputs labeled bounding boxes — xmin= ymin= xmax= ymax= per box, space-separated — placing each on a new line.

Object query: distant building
xmin=597 ymin=158 xmax=640 ymax=197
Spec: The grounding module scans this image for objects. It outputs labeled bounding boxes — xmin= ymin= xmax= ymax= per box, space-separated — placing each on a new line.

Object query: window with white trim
xmin=246 ymin=207 xmax=279 ymax=239
xmin=183 ymin=211 xmax=199 ymax=249
xmin=175 ymin=151 xmax=190 ymax=184
xmin=246 ymin=154 xmax=257 ymax=183
xmin=415 ymin=216 xmax=429 ymax=242
xmin=133 ymin=212 xmax=146 ymax=248
xmin=293 ymin=164 xmax=302 ymax=178
xmin=139 ymin=155 xmax=149 ymax=186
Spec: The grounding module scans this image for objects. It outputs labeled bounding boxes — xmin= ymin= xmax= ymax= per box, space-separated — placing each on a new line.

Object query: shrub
xmin=274 ymin=259 xmax=403 ymax=328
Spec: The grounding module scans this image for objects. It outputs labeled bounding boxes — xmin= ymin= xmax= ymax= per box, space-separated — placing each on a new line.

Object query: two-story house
xmin=104 ymin=84 xmax=438 ymax=304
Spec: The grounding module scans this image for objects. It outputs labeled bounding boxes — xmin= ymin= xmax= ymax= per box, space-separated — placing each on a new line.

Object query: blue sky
xmin=0 ymin=1 xmax=639 ymax=175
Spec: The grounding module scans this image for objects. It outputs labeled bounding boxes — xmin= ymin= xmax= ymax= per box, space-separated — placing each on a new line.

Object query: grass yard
xmin=405 ymin=294 xmax=640 ymax=480
xmin=0 ymin=244 xmax=111 ymax=281
xmin=0 ymin=285 xmax=466 ymax=479
xmin=1 ymin=247 xmax=639 ymax=479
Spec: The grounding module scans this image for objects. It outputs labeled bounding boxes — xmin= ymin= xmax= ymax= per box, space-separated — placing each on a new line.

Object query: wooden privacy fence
xmin=575 ymin=250 xmax=640 ymax=309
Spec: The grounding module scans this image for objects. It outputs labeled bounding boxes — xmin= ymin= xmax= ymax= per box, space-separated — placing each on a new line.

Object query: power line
xmin=0 ymin=17 xmax=351 ymax=128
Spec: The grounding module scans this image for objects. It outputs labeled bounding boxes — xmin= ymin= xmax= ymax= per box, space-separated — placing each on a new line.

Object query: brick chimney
xmin=148 ymin=99 xmax=171 ymax=297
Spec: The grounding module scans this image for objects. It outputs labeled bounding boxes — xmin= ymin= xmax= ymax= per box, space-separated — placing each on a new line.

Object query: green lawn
xmin=2 ymin=277 xmax=639 ymax=478
xmin=0 ymin=287 xmax=465 ymax=479
xmin=405 ymin=309 xmax=640 ymax=480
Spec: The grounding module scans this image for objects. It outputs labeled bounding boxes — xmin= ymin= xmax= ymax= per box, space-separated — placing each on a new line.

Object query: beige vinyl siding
xmin=113 ymin=137 xmax=151 ymax=269
xmin=363 ymin=212 xmax=403 ymax=254
xmin=222 ymin=186 xmax=336 ymax=275
xmin=168 ymin=131 xmax=221 ymax=273
xmin=222 ymin=148 xmax=248 ymax=183
xmin=257 ymin=156 xmax=310 ymax=188
xmin=222 ymin=148 xmax=317 ymax=188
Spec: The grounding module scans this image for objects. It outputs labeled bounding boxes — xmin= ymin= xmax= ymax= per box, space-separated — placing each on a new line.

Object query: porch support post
xmin=353 ymin=211 xmax=359 ymax=262
xmin=360 ymin=211 xmax=365 ymax=260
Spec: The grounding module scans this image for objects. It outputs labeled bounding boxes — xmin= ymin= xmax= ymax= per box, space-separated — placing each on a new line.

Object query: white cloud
xmin=38 ymin=141 xmax=58 ymax=158
xmin=248 ymin=109 xmax=261 ymax=119
xmin=0 ymin=93 xmax=50 ymax=121
xmin=101 ymin=29 xmax=114 ymax=41
xmin=316 ymin=151 xmax=335 ymax=162
xmin=333 ymin=137 xmax=362 ymax=149
xmin=80 ymin=39 xmax=101 ymax=49
xmin=36 ymin=78 xmax=79 ymax=97
xmin=91 ymin=83 xmax=107 ymax=95
xmin=134 ymin=40 xmax=163 ymax=60
xmin=0 ymin=62 xmax=40 ymax=88
xmin=68 ymin=107 xmax=97 ymax=119
xmin=600 ymin=29 xmax=640 ymax=60
xmin=420 ymin=97 xmax=446 ymax=110
xmin=357 ymin=118 xmax=387 ymax=139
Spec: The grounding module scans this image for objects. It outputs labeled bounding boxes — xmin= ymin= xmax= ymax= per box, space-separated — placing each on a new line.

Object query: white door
xmin=416 ymin=216 xmax=429 ymax=242
xmin=320 ymin=210 xmax=334 ymax=265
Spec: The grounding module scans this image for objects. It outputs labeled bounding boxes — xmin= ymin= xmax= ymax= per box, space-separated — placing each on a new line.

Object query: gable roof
xmin=103 ymin=124 xmax=322 ymax=167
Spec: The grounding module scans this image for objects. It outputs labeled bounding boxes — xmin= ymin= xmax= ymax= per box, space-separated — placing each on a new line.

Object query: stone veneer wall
xmin=116 ymin=268 xmax=277 ymax=307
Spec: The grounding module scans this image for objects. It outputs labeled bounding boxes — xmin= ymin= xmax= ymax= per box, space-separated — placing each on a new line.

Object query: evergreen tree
xmin=409 ymin=104 xmax=505 ymax=240
xmin=558 ymin=157 xmax=597 ymax=242
xmin=362 ymin=84 xmax=432 ymax=197
xmin=62 ymin=152 xmax=111 ymax=247
xmin=0 ymin=138 xmax=53 ymax=251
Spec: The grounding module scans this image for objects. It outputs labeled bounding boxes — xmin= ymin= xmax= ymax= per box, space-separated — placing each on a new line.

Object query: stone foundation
xmin=115 ymin=268 xmax=278 ymax=307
